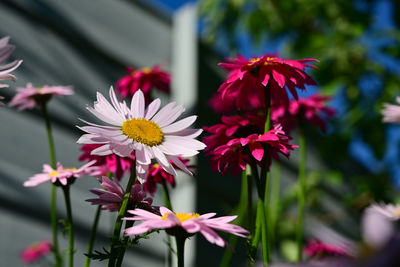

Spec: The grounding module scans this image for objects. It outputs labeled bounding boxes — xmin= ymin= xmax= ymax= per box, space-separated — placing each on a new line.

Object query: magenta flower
xmin=218 ymin=54 xmax=317 ymax=110
xmin=20 ymin=240 xmax=51 ymax=264
xmin=382 ymin=97 xmax=400 ymax=124
xmin=272 ymin=93 xmax=336 ymax=133
xmin=9 ymin=83 xmax=73 ymax=110
xmin=24 ymin=160 xmax=100 ymax=187
xmin=239 ymin=125 xmax=298 ymax=163
xmin=79 ymin=144 xmax=135 ymax=180
xmin=0 ymin=36 xmax=23 ymax=88
xmin=116 ymin=65 xmax=170 ymax=103
xmin=205 ymin=124 xmax=297 ymax=175
xmin=304 ymin=239 xmax=353 ymax=258
xmin=87 ymin=177 xmax=153 ymax=212
xmin=123 ymin=207 xmax=248 ymax=247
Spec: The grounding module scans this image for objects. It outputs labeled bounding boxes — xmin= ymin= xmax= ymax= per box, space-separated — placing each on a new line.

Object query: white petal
xmin=168 ymin=155 xmax=192 ymax=176
xmin=162 ymin=116 xmax=197 ymax=133
xmin=145 ymin=98 xmax=161 ymax=120
xmin=152 ymin=147 xmax=177 ymax=176
xmin=130 ymin=90 xmax=145 ymax=118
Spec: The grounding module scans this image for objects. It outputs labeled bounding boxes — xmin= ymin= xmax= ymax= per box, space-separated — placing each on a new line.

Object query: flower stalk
xmin=84 ymin=205 xmax=102 ymax=267
xmin=108 ymin=164 xmax=136 ymax=267
xmin=40 ymin=103 xmax=62 ymax=266
xmin=176 ymin=234 xmax=186 ymax=267
xmin=296 ymin=125 xmax=307 ymax=261
xmin=62 ymin=185 xmax=75 ymax=267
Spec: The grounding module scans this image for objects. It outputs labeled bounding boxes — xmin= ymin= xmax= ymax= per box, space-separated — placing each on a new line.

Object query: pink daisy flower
xmin=203 ymin=113 xmax=265 ymax=153
xmin=367 ymin=203 xmax=400 ymax=221
xmin=205 ymin=124 xmax=297 ymax=175
xmin=123 ymin=207 xmax=248 ymax=247
xmin=87 ymin=177 xmax=153 ymax=212
xmin=272 ymin=93 xmax=336 ymax=133
xmin=20 ymin=240 xmax=51 ymax=264
xmin=239 ymin=125 xmax=298 ymax=163
xmin=304 ymin=239 xmax=353 ymax=258
xmin=77 ymin=87 xmax=205 ymax=183
xmin=382 ymin=97 xmax=400 ymax=124
xmin=8 ymin=83 xmax=73 ymax=110
xmin=79 ymin=144 xmax=135 ymax=180
xmin=218 ymin=54 xmax=317 ymax=110
xmin=116 ymin=65 xmax=170 ymax=103
xmin=0 ymin=36 xmax=23 ymax=88
xmin=24 ymin=160 xmax=100 ymax=187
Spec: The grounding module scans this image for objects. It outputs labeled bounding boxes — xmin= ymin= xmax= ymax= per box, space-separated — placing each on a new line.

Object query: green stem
xmin=85 ymin=172 xmax=111 ymax=267
xmin=63 ymin=186 xmax=74 ymax=267
xmin=115 ymin=220 xmax=134 ymax=267
xmin=84 ymin=205 xmax=102 ymax=267
xmin=40 ymin=103 xmax=61 ymax=266
xmin=108 ymin=165 xmax=136 ymax=267
xmin=161 ymin=180 xmax=173 ymax=267
xmin=162 ymin=180 xmax=173 ymax=210
xmin=176 ymin=235 xmax=186 ymax=267
xmin=270 ymin=162 xmax=281 ymax=247
xmin=219 ymin=167 xmax=250 ymax=267
xmin=296 ymin=126 xmax=307 ymax=262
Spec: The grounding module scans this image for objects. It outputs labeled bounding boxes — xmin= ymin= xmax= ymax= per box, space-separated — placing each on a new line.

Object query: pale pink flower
xmin=20 ymin=240 xmax=51 ymax=263
xmin=367 ymin=202 xmax=400 ymax=221
xmin=0 ymin=36 xmax=23 ymax=88
xmin=9 ymin=83 xmax=73 ymax=110
xmin=24 ymin=160 xmax=100 ymax=187
xmin=77 ymin=87 xmax=205 ymax=183
xmin=123 ymin=207 xmax=248 ymax=247
xmin=87 ymin=177 xmax=153 ymax=212
xmin=382 ymin=97 xmax=400 ymax=124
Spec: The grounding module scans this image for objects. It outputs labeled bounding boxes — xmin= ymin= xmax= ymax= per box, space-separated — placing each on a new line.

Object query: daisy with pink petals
xmin=218 ymin=54 xmax=317 ymax=110
xmin=123 ymin=207 xmax=248 ymax=247
xmin=87 ymin=177 xmax=153 ymax=212
xmin=381 ymin=97 xmax=400 ymax=124
xmin=20 ymin=240 xmax=51 ymax=264
xmin=116 ymin=65 xmax=170 ymax=103
xmin=240 ymin=125 xmax=298 ymax=165
xmin=0 ymin=36 xmax=22 ymax=87
xmin=24 ymin=160 xmax=100 ymax=187
xmin=9 ymin=83 xmax=73 ymax=110
xmin=77 ymin=87 xmax=205 ymax=183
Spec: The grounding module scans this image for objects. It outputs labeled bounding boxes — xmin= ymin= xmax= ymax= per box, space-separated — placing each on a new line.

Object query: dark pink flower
xmin=87 ymin=177 xmax=153 ymax=212
xmin=304 ymin=239 xmax=353 ymax=258
xmin=203 ymin=113 xmax=265 ymax=153
xmin=272 ymin=93 xmax=335 ymax=133
xmin=20 ymin=241 xmax=51 ymax=263
xmin=79 ymin=144 xmax=134 ymax=180
xmin=239 ymin=125 xmax=298 ymax=166
xmin=218 ymin=54 xmax=317 ymax=110
xmin=116 ymin=65 xmax=170 ymax=103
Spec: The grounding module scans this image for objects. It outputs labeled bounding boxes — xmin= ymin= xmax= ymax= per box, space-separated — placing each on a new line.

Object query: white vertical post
xmin=171 ymin=3 xmax=198 ymax=267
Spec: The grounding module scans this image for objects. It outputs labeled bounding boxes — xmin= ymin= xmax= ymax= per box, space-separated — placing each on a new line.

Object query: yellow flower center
xmin=248 ymin=57 xmax=276 ymax=66
xmin=49 ymin=168 xmax=77 ymax=176
xmin=131 ymin=67 xmax=152 ymax=77
xmin=162 ymin=212 xmax=200 ymax=222
xmin=121 ymin=118 xmax=164 ymax=146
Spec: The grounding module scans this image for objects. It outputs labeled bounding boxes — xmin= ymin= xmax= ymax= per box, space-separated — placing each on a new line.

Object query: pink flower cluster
xmin=217 ymin=55 xmax=317 ymax=111
xmin=20 ymin=241 xmax=51 ymax=263
xmin=203 ymin=112 xmax=297 ymax=175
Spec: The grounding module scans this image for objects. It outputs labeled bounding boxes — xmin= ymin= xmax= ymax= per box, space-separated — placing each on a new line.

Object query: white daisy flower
xmin=77 ymin=87 xmax=205 ymax=183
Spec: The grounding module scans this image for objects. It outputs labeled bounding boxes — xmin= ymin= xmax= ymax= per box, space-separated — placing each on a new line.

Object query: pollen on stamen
xmin=121 ymin=118 xmax=164 ymax=147
xmin=162 ymin=212 xmax=200 ymax=222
